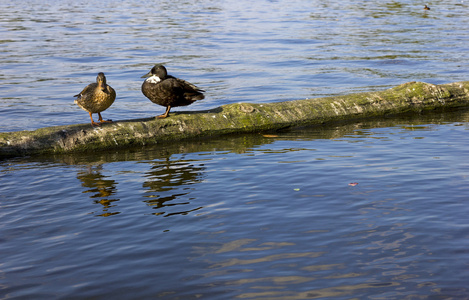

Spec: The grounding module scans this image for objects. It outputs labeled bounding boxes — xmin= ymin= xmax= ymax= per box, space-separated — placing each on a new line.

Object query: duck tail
xmin=185 ymin=90 xmax=205 ymax=101
xmin=194 ymin=93 xmax=205 ymax=101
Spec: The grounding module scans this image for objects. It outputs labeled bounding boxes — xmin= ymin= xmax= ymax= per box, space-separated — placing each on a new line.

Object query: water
xmin=1 ymin=0 xmax=469 ymax=299
xmin=1 ymin=110 xmax=469 ymax=299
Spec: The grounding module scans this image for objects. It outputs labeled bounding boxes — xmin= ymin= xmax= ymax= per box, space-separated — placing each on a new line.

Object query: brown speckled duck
xmin=141 ymin=65 xmax=205 ymax=119
xmin=74 ymin=72 xmax=116 ymax=126
xmin=424 ymin=5 xmax=430 ymax=10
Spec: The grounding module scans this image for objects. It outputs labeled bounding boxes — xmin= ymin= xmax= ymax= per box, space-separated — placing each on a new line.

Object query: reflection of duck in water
xmin=77 ymin=165 xmax=119 ymax=217
xmin=424 ymin=5 xmax=430 ymax=10
xmin=142 ymin=156 xmax=206 ymax=216
xmin=74 ymin=72 xmax=116 ymax=126
xmin=141 ymin=65 xmax=205 ymax=119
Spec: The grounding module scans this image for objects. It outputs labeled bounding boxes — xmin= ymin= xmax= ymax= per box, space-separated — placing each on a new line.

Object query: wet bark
xmin=1 ymin=81 xmax=469 ymax=158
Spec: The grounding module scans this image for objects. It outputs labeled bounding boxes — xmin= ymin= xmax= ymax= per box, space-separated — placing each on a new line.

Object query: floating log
xmin=1 ymin=81 xmax=469 ymax=158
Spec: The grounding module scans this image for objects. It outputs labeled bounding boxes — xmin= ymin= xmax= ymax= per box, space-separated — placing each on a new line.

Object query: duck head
xmin=141 ymin=65 xmax=167 ymax=83
xmin=96 ymin=72 xmax=108 ymax=92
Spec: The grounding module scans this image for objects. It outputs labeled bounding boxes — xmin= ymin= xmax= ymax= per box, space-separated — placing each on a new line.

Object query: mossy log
xmin=1 ymin=81 xmax=469 ymax=158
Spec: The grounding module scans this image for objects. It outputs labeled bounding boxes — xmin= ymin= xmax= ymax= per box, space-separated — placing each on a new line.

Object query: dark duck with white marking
xmin=74 ymin=72 xmax=116 ymax=126
xmin=141 ymin=65 xmax=205 ymax=118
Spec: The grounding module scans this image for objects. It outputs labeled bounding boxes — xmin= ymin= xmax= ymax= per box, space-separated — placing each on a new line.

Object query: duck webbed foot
xmin=88 ymin=112 xmax=101 ymax=127
xmin=98 ymin=112 xmax=113 ymax=124
xmin=157 ymin=106 xmax=171 ymax=119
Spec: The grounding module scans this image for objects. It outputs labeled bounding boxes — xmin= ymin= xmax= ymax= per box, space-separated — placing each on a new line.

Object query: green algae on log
xmin=1 ymin=81 xmax=469 ymax=158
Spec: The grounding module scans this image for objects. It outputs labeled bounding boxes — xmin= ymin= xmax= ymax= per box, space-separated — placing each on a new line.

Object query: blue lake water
xmin=2 ymin=111 xmax=469 ymax=299
xmin=1 ymin=0 xmax=469 ymax=299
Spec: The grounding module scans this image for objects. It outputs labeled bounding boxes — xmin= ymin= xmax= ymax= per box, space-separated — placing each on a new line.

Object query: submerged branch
xmin=1 ymin=81 xmax=469 ymax=158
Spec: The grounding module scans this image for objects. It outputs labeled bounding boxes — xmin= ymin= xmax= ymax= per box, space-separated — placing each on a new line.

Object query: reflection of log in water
xmin=142 ymin=155 xmax=206 ymax=216
xmin=77 ymin=165 xmax=120 ymax=217
xmin=2 ymin=81 xmax=469 ymax=157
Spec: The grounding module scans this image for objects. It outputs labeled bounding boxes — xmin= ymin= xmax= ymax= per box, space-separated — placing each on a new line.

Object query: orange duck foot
xmin=156 ymin=106 xmax=171 ymax=119
xmin=98 ymin=113 xmax=112 ymax=123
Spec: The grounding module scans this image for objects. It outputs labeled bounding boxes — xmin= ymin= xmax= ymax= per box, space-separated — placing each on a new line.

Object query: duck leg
xmin=89 ymin=112 xmax=101 ymax=127
xmin=157 ymin=106 xmax=171 ymax=119
xmin=98 ymin=112 xmax=112 ymax=124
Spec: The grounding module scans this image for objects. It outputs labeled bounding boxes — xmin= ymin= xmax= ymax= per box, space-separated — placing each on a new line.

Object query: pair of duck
xmin=74 ymin=65 xmax=205 ymax=126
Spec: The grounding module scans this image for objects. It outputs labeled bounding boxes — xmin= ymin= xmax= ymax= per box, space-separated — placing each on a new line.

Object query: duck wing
xmin=168 ymin=77 xmax=205 ymax=101
xmin=168 ymin=75 xmax=205 ymax=93
xmin=104 ymin=85 xmax=117 ymax=99
xmin=74 ymin=83 xmax=96 ymax=98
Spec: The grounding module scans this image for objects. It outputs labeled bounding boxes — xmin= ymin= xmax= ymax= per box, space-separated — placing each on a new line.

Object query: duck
xmin=424 ymin=5 xmax=430 ymax=10
xmin=141 ymin=65 xmax=205 ymax=119
xmin=74 ymin=72 xmax=116 ymax=126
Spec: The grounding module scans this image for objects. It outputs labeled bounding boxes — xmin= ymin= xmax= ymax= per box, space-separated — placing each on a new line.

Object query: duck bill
xmin=141 ymin=71 xmax=152 ymax=78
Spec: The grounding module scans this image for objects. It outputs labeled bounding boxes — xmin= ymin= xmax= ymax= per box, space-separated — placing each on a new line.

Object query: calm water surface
xmin=1 ymin=0 xmax=469 ymax=299
xmin=1 ymin=110 xmax=469 ymax=299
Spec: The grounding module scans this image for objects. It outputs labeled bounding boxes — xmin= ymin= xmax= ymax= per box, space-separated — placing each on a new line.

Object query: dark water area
xmin=1 ymin=109 xmax=469 ymax=299
xmin=1 ymin=0 xmax=469 ymax=299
